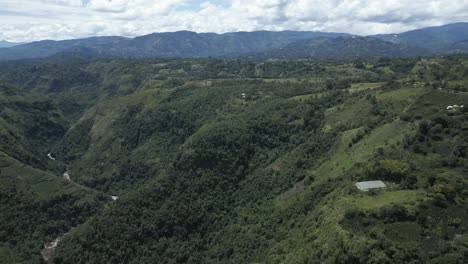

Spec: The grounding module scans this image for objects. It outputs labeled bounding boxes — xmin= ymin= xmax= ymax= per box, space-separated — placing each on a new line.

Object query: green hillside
xmin=0 ymin=83 xmax=69 ymax=170
xmin=0 ymin=84 xmax=107 ymax=263
xmin=0 ymin=152 xmax=106 ymax=262
xmin=0 ymin=56 xmax=467 ymax=263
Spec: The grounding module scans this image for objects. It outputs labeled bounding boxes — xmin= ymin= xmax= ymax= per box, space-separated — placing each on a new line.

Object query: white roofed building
xmin=355 ymin=181 xmax=386 ymax=191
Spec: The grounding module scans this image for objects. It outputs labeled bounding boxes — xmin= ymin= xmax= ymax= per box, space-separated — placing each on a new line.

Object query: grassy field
xmin=323 ymin=98 xmax=373 ymax=130
xmin=313 ymin=120 xmax=416 ymax=185
xmin=349 ymin=82 xmax=385 ymax=93
xmin=0 ymin=154 xmax=98 ymax=204
xmin=346 ymin=189 xmax=424 ymax=210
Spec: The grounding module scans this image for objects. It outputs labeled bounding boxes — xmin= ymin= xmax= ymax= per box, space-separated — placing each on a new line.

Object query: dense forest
xmin=0 ymin=54 xmax=467 ymax=263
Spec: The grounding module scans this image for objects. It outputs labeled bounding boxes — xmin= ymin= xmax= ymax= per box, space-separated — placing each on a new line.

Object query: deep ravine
xmin=41 ymin=154 xmax=118 ymax=263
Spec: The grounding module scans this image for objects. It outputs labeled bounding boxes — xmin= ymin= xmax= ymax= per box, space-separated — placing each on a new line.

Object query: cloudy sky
xmin=1 ymin=0 xmax=468 ymax=42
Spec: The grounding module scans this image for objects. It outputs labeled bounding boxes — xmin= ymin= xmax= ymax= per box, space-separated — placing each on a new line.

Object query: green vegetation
xmin=0 ymin=55 xmax=467 ymax=263
xmin=0 ymin=153 xmax=106 ymax=263
xmin=0 ymin=84 xmax=106 ymax=263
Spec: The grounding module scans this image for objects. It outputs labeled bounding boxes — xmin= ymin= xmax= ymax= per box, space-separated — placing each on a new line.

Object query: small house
xmin=355 ymin=180 xmax=386 ymax=191
xmin=447 ymin=105 xmax=454 ymax=110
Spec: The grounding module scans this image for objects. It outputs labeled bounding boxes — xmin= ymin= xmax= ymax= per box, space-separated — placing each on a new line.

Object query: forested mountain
xmin=375 ymin=22 xmax=468 ymax=53
xmin=0 ymin=31 xmax=349 ymax=61
xmin=110 ymin=30 xmax=351 ymax=58
xmin=0 ymin=83 xmax=107 ymax=262
xmin=0 ymin=54 xmax=467 ymax=263
xmin=241 ymin=36 xmax=429 ymax=60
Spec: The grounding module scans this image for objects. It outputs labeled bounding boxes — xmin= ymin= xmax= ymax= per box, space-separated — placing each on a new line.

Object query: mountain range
xmin=0 ymin=31 xmax=349 ymax=61
xmin=1 ymin=22 xmax=468 ymax=61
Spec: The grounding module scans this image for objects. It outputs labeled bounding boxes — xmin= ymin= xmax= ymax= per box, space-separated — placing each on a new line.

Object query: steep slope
xmin=243 ymin=37 xmax=428 ymax=60
xmin=0 ymin=153 xmax=105 ymax=263
xmin=53 ymin=77 xmax=342 ymax=263
xmin=52 ymin=77 xmax=340 ymax=193
xmin=54 ymin=78 xmax=468 ymax=263
xmin=0 ymin=83 xmax=107 ymax=263
xmin=374 ymin=22 xmax=468 ymax=53
xmin=0 ymin=82 xmax=68 ymax=170
xmin=31 ymin=57 xmax=463 ymax=263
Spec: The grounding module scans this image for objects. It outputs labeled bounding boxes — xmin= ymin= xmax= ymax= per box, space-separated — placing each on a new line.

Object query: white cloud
xmin=40 ymin=0 xmax=84 ymax=6
xmin=0 ymin=0 xmax=467 ymax=42
xmin=86 ymin=0 xmax=129 ymax=12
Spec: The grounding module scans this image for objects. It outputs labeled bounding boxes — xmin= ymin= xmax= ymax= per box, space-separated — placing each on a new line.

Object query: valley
xmin=0 ymin=54 xmax=466 ymax=263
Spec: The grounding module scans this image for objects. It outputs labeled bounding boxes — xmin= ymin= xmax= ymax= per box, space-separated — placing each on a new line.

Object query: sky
xmin=1 ymin=0 xmax=468 ymax=42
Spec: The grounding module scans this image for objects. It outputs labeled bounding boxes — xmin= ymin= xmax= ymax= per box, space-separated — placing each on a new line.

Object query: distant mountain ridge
xmin=118 ymin=30 xmax=351 ymax=58
xmin=241 ymin=36 xmax=429 ymax=60
xmin=0 ymin=22 xmax=468 ymax=61
xmin=0 ymin=40 xmax=23 ymax=48
xmin=374 ymin=22 xmax=468 ymax=52
xmin=0 ymin=36 xmax=127 ymax=61
xmin=0 ymin=31 xmax=350 ymax=61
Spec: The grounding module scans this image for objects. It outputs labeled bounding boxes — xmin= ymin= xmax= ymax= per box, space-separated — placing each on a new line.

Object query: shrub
xmin=418 ymin=120 xmax=430 ymax=135
xmin=399 ymin=113 xmax=411 ymax=122
xmin=366 ymin=159 xmax=409 ymax=182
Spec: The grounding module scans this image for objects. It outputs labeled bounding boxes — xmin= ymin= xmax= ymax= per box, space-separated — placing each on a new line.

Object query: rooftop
xmin=355 ymin=180 xmax=386 ymax=191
